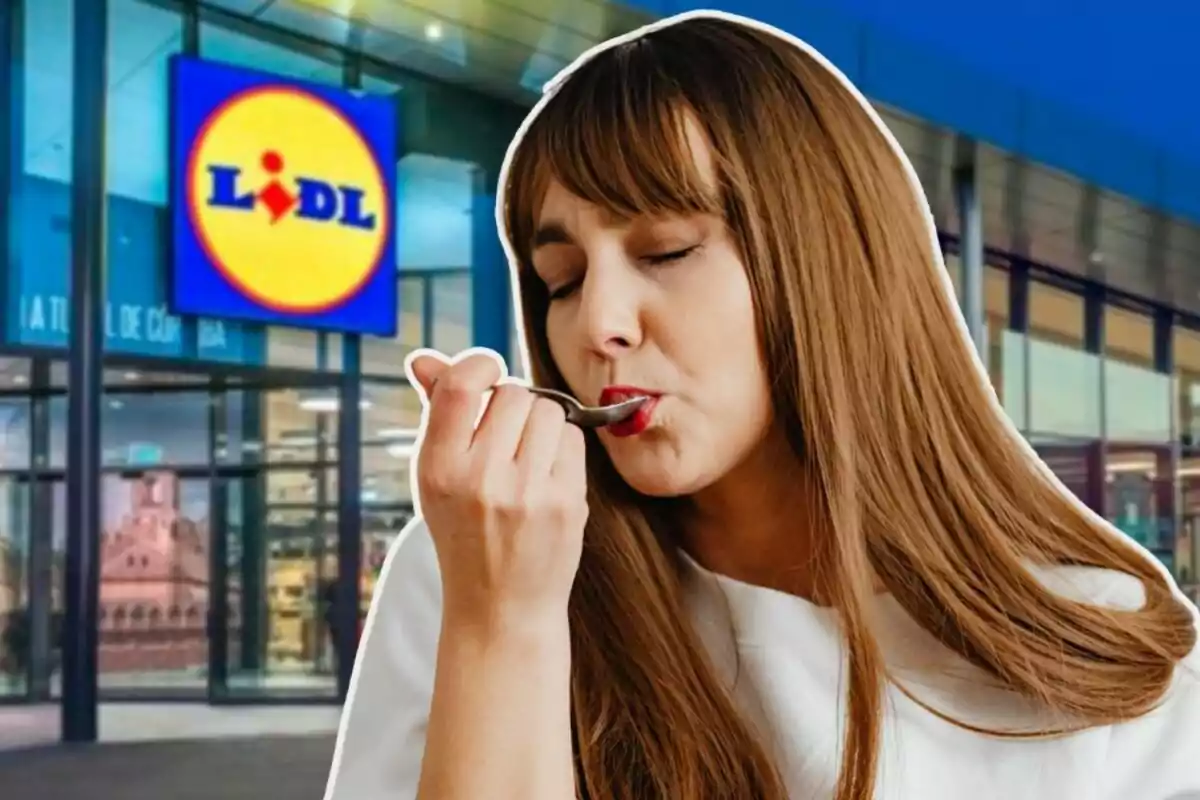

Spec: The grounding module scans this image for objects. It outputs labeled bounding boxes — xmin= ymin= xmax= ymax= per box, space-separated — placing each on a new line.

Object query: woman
xmin=325 ymin=11 xmax=1199 ymax=800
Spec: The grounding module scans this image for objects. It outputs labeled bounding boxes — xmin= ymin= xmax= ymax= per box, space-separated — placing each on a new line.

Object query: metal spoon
xmin=526 ymin=386 xmax=649 ymax=429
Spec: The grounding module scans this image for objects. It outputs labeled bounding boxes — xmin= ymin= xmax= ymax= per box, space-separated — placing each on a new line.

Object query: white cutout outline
xmin=322 ymin=10 xmax=1197 ymax=798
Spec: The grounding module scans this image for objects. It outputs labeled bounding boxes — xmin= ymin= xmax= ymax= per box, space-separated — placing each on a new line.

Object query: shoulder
xmin=323 ymin=519 xmax=443 ymax=800
xmin=1031 ymin=562 xmax=1200 ymax=798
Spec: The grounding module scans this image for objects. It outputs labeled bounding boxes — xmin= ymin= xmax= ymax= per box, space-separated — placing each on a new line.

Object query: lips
xmin=599 ymin=385 xmax=660 ymax=438
xmin=599 ymin=385 xmax=659 ymax=406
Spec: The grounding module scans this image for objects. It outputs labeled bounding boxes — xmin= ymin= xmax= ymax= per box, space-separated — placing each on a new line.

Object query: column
xmin=470 ymin=168 xmax=512 ymax=367
xmin=335 ymin=53 xmax=364 ymax=702
xmin=954 ymin=136 xmax=985 ymax=360
xmin=62 ymin=0 xmax=108 ymax=743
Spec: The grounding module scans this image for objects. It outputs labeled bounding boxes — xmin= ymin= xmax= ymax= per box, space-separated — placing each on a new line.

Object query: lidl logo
xmin=170 ymin=56 xmax=398 ymax=336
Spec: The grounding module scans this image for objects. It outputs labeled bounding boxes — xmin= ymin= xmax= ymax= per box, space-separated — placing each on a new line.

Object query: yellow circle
xmin=188 ymin=87 xmax=388 ymax=312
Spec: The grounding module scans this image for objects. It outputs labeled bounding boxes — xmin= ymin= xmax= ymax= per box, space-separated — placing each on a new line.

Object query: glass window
xmin=397 ymin=155 xmax=475 ymax=272
xmin=359 ymin=382 xmax=420 ymax=613
xmin=1103 ymin=307 xmax=1173 ymax=564
xmin=943 ymin=249 xmax=963 ymax=301
xmin=1174 ymin=326 xmax=1200 ymax=588
xmin=940 ymin=256 xmax=1014 ymax=422
xmin=262 ymin=388 xmax=337 ymax=466
xmin=1026 ymin=281 xmax=1100 ymax=509
xmin=12 ymin=0 xmax=73 ymax=354
xmin=49 ymin=386 xmax=210 ymax=469
xmin=363 ymin=274 xmax=424 ymax=377
xmin=982 ymin=266 xmax=1022 ymax=427
xmin=0 ymin=359 xmax=32 ymax=470
xmin=360 ymin=382 xmax=421 ymax=508
xmin=1027 ymin=282 xmax=1098 ymax=439
xmin=431 ymin=272 xmax=472 ymax=355
xmin=0 ymin=477 xmax=32 ymax=698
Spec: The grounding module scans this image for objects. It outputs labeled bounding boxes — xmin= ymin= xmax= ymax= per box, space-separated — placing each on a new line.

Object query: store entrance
xmin=0 ymin=361 xmax=363 ymax=704
xmin=208 ymin=466 xmax=341 ymax=702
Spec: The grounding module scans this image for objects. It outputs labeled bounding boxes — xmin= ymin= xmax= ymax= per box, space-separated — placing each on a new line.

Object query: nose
xmin=576 ymin=258 xmax=644 ymax=359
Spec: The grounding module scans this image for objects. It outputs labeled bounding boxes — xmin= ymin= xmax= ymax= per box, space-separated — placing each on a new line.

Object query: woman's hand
xmin=408 ymin=348 xmax=589 ymax=637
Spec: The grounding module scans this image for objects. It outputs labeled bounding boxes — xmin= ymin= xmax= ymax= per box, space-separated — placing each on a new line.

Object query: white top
xmin=324 ymin=520 xmax=1200 ymax=800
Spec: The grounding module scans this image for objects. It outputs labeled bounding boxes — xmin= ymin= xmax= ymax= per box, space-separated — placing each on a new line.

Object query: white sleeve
xmin=322 ymin=519 xmax=443 ymax=800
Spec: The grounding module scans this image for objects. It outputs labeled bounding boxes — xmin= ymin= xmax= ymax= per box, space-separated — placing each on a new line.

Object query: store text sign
xmin=169 ymin=56 xmax=399 ymax=336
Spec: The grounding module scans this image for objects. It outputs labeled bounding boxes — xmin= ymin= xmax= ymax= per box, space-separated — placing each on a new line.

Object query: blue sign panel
xmin=6 ymin=175 xmax=263 ymax=363
xmin=169 ymin=56 xmax=399 ymax=336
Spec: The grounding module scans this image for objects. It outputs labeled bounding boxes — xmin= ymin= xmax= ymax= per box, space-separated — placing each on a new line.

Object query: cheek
xmin=678 ymin=259 xmax=772 ymax=428
xmin=543 ymin=310 xmax=579 ymax=385
xmin=674 ymin=258 xmax=762 ymax=371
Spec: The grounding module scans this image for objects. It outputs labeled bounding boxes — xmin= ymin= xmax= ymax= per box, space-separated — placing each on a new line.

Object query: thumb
xmin=405 ymin=349 xmax=451 ymax=399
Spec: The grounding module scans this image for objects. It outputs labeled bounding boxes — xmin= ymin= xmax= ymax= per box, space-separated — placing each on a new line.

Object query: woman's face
xmin=528 ymin=127 xmax=776 ymax=496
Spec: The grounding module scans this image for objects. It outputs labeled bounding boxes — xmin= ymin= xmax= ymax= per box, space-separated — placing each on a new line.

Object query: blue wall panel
xmin=1021 ymin=100 xmax=1162 ymax=204
xmin=1165 ymin=160 xmax=1200 ymax=224
xmin=620 ymin=0 xmax=1200 ymax=224
xmin=860 ymin=27 xmax=1023 ymax=151
xmin=6 ymin=175 xmax=265 ymax=363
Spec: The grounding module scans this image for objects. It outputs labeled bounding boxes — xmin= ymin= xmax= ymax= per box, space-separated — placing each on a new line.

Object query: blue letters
xmin=337 ymin=187 xmax=376 ymax=230
xmin=205 ymin=163 xmax=378 ymax=231
xmin=295 ymin=178 xmax=338 ymax=222
xmin=207 ymin=166 xmax=254 ymax=209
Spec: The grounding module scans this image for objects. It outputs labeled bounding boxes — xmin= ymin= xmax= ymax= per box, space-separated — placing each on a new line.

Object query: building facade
xmin=0 ymin=0 xmax=1197 ymax=741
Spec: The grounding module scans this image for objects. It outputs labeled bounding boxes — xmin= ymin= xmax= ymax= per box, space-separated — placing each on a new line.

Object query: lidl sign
xmin=169 ymin=56 xmax=398 ymax=336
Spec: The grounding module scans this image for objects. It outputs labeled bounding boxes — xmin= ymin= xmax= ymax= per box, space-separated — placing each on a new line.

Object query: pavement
xmin=0 ymin=734 xmax=337 ymax=799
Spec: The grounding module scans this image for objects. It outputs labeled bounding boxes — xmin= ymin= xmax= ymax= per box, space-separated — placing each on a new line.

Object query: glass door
xmin=96 ymin=470 xmax=211 ymax=698
xmin=208 ymin=466 xmax=338 ymax=701
xmin=0 ymin=476 xmax=34 ymax=700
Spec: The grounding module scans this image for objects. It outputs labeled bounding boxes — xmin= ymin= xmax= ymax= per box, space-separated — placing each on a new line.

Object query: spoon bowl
xmin=526 ymin=386 xmax=650 ymax=429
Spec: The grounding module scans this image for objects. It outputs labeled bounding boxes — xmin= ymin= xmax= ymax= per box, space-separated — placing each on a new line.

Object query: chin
xmin=605 ymin=449 xmax=717 ymax=498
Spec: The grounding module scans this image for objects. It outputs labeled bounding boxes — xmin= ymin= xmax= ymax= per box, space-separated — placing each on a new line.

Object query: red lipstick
xmin=599 ymin=385 xmax=660 ymax=438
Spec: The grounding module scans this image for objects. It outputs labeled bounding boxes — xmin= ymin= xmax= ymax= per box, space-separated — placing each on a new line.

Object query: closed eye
xmin=644 ymin=245 xmax=700 ymax=265
xmin=547 ymin=245 xmax=701 ymax=301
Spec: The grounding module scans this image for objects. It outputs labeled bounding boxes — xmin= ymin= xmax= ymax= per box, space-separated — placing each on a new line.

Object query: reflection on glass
xmin=1026 ymin=281 xmax=1100 ymax=511
xmin=1174 ymin=326 xmax=1200 ymax=590
xmin=49 ymin=388 xmax=210 ymax=468
xmin=200 ymin=16 xmax=342 ymax=84
xmin=221 ymin=387 xmax=340 ymax=466
xmin=222 ymin=470 xmax=337 ymax=698
xmin=0 ymin=399 xmax=32 ymax=470
xmin=983 ymin=267 xmax=1009 ymax=393
xmin=943 ymin=250 xmax=963 ymax=299
xmin=96 ymin=473 xmax=210 ymax=692
xmin=0 ymin=479 xmax=31 ymax=696
xmin=432 ymin=273 xmax=472 ymax=355
xmin=364 ymin=275 xmax=426 ymax=377
xmin=362 ymin=383 xmax=420 ymax=507
xmin=361 ymin=509 xmax=414 ymax=614
xmin=264 ymin=389 xmax=339 ymax=465
xmin=1104 ymin=306 xmax=1174 ymax=570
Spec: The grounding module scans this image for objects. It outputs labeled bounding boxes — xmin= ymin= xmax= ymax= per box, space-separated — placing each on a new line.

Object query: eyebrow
xmin=533 ymin=222 xmax=574 ymax=249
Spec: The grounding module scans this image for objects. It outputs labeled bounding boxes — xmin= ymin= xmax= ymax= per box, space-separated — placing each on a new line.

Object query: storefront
xmin=2 ymin=0 xmax=1198 ymax=748
xmin=0 ymin=0 xmax=562 ymax=721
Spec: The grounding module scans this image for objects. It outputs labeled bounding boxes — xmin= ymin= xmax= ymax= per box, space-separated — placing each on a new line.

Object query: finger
xmin=422 ymin=354 xmax=504 ymax=456
xmin=472 ymin=384 xmax=536 ymax=460
xmin=515 ymin=397 xmax=568 ymax=477
xmin=406 ymin=351 xmax=451 ymax=399
xmin=551 ymin=424 xmax=587 ymax=485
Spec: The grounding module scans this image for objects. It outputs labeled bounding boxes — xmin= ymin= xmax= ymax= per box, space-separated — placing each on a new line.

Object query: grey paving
xmin=0 ymin=734 xmax=336 ymax=799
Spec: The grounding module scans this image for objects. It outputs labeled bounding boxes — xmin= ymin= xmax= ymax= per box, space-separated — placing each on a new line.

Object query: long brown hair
xmin=499 ymin=13 xmax=1197 ymax=800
